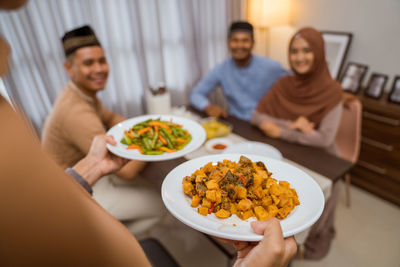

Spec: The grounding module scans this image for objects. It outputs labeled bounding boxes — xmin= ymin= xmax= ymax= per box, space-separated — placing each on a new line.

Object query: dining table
xmin=139 ymin=106 xmax=354 ymax=264
xmin=141 ymin=107 xmax=353 ymax=187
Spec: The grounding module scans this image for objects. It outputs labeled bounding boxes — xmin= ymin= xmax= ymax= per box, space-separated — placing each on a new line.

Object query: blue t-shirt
xmin=190 ymin=55 xmax=288 ymax=121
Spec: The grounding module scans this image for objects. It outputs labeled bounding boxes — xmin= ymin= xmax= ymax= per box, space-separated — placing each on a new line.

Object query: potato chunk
xmin=206 ymin=180 xmax=219 ymax=190
xmin=201 ymin=198 xmax=212 ymax=208
xmin=235 ymin=186 xmax=247 ymax=199
xmin=267 ymin=205 xmax=278 ymax=217
xmin=254 ymin=206 xmax=269 ymax=221
xmin=182 ymin=182 xmax=193 ymax=195
xmin=191 ymin=195 xmax=201 ymax=207
xmin=215 ymin=209 xmax=231 ymax=219
xmin=237 ymin=198 xmax=253 ymax=211
xmin=271 ymin=194 xmax=280 ymax=205
xmin=238 ymin=209 xmax=254 ymax=220
xmin=198 ymin=206 xmax=208 ymax=216
xmin=206 ymin=190 xmax=222 ymax=204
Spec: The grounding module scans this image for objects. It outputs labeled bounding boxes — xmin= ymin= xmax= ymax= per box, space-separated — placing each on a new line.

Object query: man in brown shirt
xmin=41 ymin=26 xmax=164 ymax=235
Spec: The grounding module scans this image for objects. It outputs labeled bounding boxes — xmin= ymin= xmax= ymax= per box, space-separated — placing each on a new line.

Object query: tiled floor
xmin=145 ymin=182 xmax=400 ymax=267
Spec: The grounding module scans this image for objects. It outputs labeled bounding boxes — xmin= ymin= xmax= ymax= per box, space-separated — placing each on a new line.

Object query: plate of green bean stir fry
xmin=106 ymin=115 xmax=206 ymax=161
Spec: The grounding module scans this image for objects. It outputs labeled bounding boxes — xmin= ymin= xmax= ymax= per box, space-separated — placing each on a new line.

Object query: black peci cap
xmin=62 ymin=25 xmax=101 ymax=57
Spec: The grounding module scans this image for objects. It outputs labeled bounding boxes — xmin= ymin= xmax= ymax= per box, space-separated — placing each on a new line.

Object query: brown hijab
xmin=256 ymin=27 xmax=342 ymax=125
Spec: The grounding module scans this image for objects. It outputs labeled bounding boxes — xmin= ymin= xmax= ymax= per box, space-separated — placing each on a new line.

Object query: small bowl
xmin=205 ymin=138 xmax=233 ymax=154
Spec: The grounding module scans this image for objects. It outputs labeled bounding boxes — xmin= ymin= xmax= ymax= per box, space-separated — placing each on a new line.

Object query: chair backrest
xmin=335 ymin=99 xmax=362 ymax=163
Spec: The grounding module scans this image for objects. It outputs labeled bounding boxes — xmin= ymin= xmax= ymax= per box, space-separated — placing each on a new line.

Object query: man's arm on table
xmin=190 ymin=67 xmax=221 ymax=112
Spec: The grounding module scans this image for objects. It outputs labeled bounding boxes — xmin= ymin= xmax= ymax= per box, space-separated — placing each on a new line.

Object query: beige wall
xmin=291 ymin=0 xmax=400 ymax=91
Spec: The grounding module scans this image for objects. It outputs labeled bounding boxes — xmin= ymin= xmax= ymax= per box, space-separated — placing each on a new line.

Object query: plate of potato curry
xmin=161 ymin=154 xmax=324 ymax=241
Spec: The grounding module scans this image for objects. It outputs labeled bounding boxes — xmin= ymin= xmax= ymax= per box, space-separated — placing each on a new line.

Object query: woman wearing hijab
xmin=252 ymin=27 xmax=343 ymax=260
xmin=251 ymin=27 xmax=343 ymax=156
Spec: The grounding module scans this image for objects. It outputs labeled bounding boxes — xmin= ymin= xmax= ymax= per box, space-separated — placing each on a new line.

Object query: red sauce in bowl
xmin=212 ymin=143 xmax=227 ymax=150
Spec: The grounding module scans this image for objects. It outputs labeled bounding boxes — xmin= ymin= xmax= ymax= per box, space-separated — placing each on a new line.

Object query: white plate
xmin=106 ymin=115 xmax=206 ymax=161
xmin=162 ymin=153 xmax=324 ymax=241
xmin=224 ymin=141 xmax=283 ymax=161
xmin=204 ymin=138 xmax=233 ymax=154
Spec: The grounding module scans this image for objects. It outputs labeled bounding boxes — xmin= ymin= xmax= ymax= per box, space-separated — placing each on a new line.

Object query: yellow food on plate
xmin=201 ymin=119 xmax=232 ymax=139
xmin=182 ymin=156 xmax=300 ymax=221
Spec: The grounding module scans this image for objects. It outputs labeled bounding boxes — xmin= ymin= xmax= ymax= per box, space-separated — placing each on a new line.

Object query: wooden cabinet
xmin=351 ymin=93 xmax=400 ymax=206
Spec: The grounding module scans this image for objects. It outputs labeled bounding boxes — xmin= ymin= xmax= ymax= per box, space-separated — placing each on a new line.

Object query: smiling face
xmin=228 ymin=32 xmax=254 ymax=63
xmin=289 ymin=37 xmax=314 ymax=75
xmin=64 ymin=46 xmax=109 ymax=96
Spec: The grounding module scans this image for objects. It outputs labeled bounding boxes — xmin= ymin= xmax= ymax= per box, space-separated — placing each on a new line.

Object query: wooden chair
xmin=335 ymin=97 xmax=362 ymax=207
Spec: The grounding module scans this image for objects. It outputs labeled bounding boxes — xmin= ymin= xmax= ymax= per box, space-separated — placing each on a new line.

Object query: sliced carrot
xmin=159 ymin=136 xmax=167 ymax=145
xmin=158 ymin=146 xmax=177 ymax=153
xmin=124 ymin=130 xmax=135 ymax=139
xmin=126 ymin=145 xmax=143 ymax=153
xmin=149 ymin=121 xmax=170 ymax=130
xmin=154 ymin=125 xmax=159 ymax=134
xmin=138 ymin=127 xmax=151 ymax=135
xmin=176 ymin=138 xmax=187 ymax=143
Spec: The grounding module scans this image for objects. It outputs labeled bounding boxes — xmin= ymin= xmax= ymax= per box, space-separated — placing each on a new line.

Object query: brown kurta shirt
xmin=42 ymin=81 xmax=120 ymax=168
xmin=0 ymin=95 xmax=150 ymax=266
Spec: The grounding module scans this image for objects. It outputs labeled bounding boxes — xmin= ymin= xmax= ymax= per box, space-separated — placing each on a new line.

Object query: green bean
xmin=151 ymin=132 xmax=159 ymax=149
xmin=121 ymin=137 xmax=129 ymax=145
xmin=142 ymin=137 xmax=151 ymax=151
xmin=132 ymin=125 xmax=144 ymax=130
xmin=155 ymin=140 xmax=163 ymax=147
xmin=160 ymin=128 xmax=176 ymax=143
xmin=160 ymin=130 xmax=174 ymax=149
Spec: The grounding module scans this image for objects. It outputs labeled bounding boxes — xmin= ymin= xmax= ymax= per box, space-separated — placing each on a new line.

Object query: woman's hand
xmin=73 ymin=135 xmax=128 ymax=185
xmin=260 ymin=121 xmax=281 ymax=138
xmin=221 ymin=218 xmax=297 ymax=267
xmin=288 ymin=116 xmax=314 ymax=133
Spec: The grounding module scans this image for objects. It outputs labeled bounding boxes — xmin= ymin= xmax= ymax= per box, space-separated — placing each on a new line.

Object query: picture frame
xmin=388 ymin=76 xmax=400 ymax=104
xmin=364 ymin=73 xmax=388 ymax=99
xmin=340 ymin=62 xmax=369 ymax=94
xmin=321 ymin=31 xmax=352 ymax=80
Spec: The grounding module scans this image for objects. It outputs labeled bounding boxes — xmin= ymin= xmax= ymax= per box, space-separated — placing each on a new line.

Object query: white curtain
xmin=0 ymin=0 xmax=242 ymax=132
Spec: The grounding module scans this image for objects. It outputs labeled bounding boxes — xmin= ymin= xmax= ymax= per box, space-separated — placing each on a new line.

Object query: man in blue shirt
xmin=190 ymin=21 xmax=288 ymax=121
